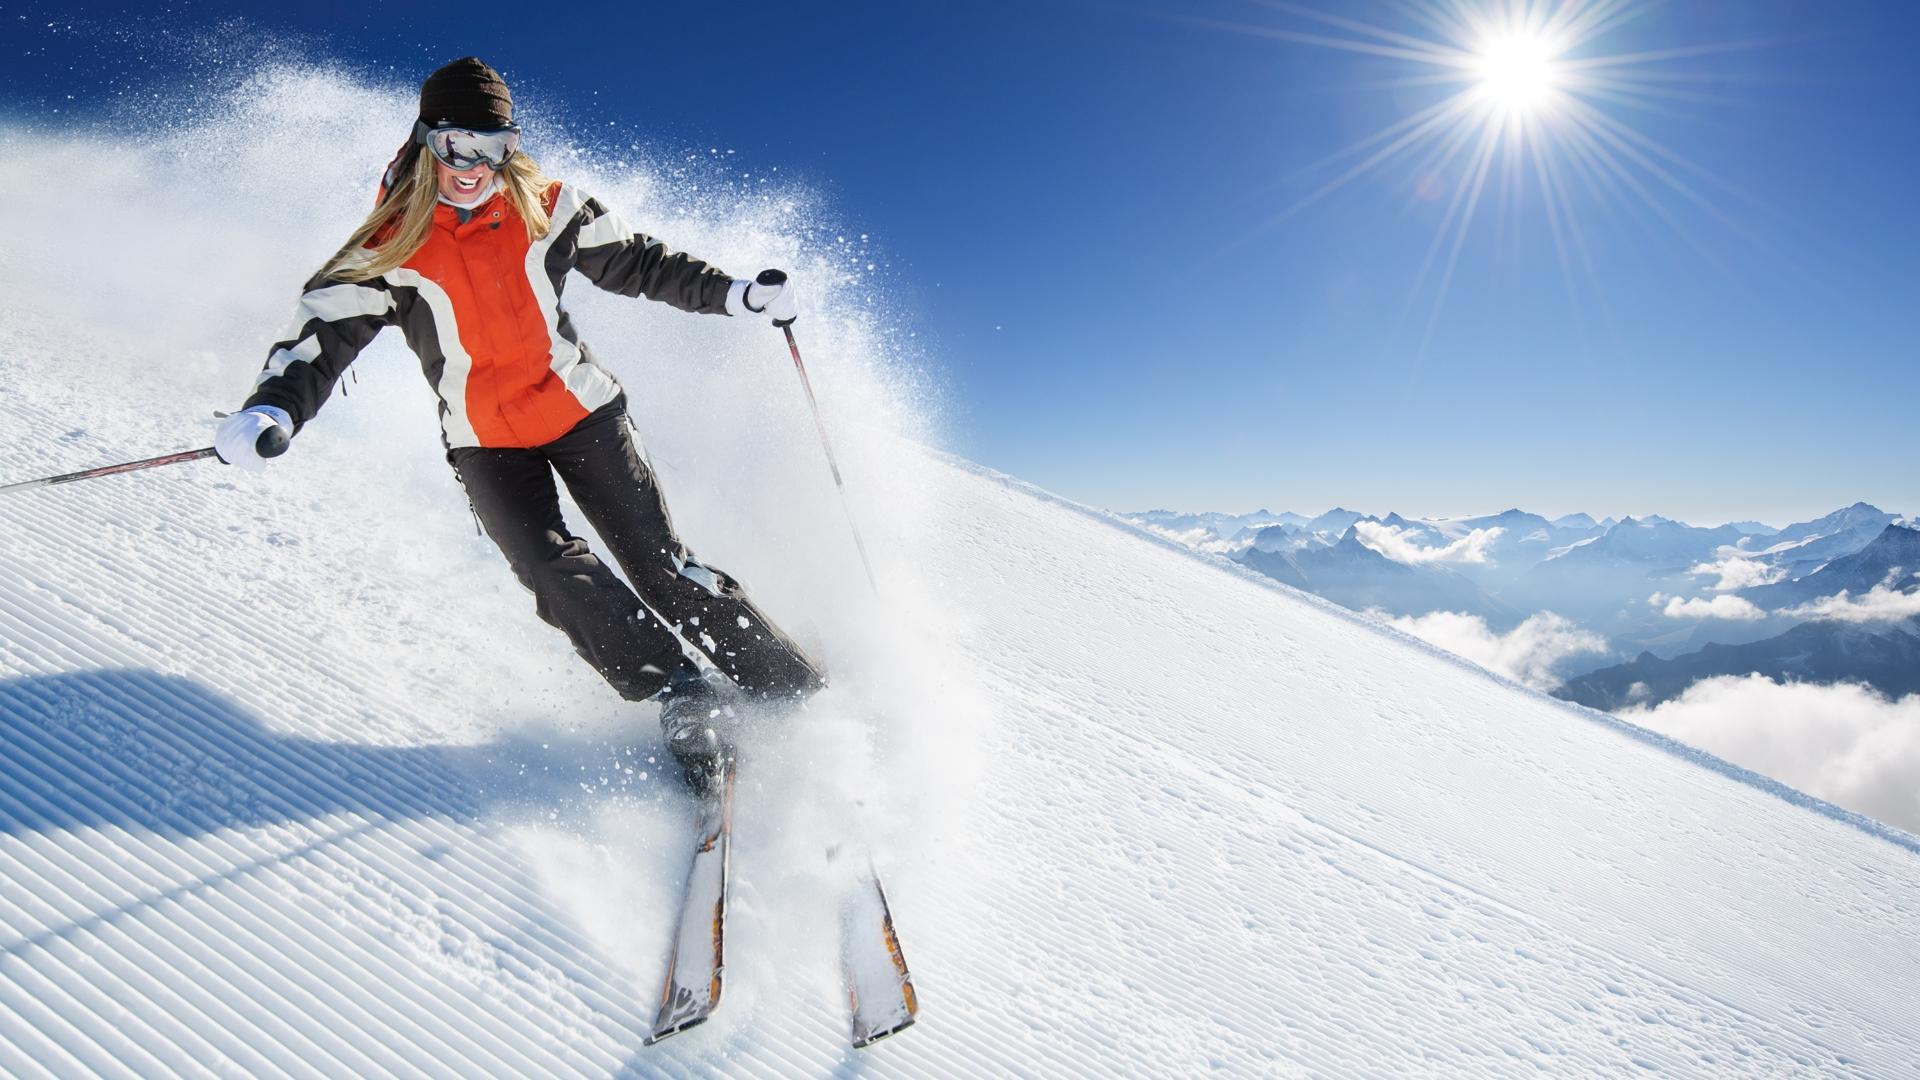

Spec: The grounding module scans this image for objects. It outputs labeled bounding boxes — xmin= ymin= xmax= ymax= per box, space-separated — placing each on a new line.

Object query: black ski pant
xmin=449 ymin=398 xmax=825 ymax=703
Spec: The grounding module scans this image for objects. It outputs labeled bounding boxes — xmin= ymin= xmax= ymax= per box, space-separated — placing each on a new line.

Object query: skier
xmin=214 ymin=57 xmax=824 ymax=797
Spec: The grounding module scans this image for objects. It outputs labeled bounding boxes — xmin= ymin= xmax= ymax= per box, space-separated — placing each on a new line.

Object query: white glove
xmin=727 ymin=269 xmax=800 ymax=325
xmin=215 ymin=405 xmax=293 ymax=471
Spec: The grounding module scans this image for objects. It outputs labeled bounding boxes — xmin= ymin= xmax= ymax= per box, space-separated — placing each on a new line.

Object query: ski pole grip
xmin=256 ymin=425 xmax=291 ymax=459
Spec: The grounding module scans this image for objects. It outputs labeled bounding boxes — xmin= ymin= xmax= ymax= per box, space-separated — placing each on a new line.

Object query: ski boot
xmin=656 ymin=660 xmax=737 ymax=801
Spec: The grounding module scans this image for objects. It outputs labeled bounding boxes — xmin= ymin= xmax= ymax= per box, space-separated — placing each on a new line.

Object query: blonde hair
xmin=322 ymin=145 xmax=554 ymax=282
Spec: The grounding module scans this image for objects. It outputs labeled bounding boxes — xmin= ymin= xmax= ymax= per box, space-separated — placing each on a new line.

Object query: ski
xmin=646 ymin=755 xmax=736 ymax=1045
xmin=841 ymin=862 xmax=919 ymax=1048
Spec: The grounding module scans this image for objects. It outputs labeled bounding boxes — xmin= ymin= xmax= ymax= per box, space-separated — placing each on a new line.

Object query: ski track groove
xmin=0 ymin=588 xmax=637 ymax=1060
xmin=0 ymin=484 xmax=659 ymax=1058
xmin=80 ymin=663 xmax=638 ymax=1060
xmin=0 ymin=832 xmax=338 ymax=1079
xmin=0 ymin=957 xmax=154 ymax=1080
xmin=37 ymin=924 xmax=295 ymax=1079
xmin=0 ymin=706 xmax=501 ymax=1078
xmin=4 ymin=686 xmax=597 ymax=1080
xmin=0 ymin=489 xmax=661 ymax=1071
xmin=0 ymin=761 xmax=368 ymax=1077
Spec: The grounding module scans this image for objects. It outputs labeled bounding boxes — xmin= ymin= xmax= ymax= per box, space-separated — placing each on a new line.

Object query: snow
xmin=3 ymin=65 xmax=1919 ymax=1077
xmin=1542 ymin=534 xmax=1603 ymax=561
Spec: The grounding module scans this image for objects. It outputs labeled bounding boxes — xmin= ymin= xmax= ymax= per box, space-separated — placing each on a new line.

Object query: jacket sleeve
xmin=243 ymin=273 xmax=398 ymax=431
xmin=567 ymin=191 xmax=736 ymax=315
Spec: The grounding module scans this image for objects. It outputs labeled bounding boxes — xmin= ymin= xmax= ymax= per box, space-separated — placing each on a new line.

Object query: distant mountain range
xmin=1555 ymin=523 xmax=1920 ymax=709
xmin=1759 ymin=503 xmax=1899 ymax=579
xmin=1125 ymin=501 xmax=1916 ymax=709
xmin=1241 ymin=530 xmax=1513 ymax=623
xmin=1741 ymin=517 xmax=1920 ymax=611
xmin=1130 ymin=508 xmax=1301 ymax=539
xmin=1554 ymin=615 xmax=1920 ymax=711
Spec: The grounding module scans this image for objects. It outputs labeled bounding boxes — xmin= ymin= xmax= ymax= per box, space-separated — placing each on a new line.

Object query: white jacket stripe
xmin=255 ymin=336 xmax=325 ymax=387
xmin=528 ymin=185 xmax=620 ymax=415
xmin=575 ymin=205 xmax=635 ymax=250
xmin=386 ymin=268 xmax=482 ymax=448
xmin=274 ymin=282 xmax=395 ymax=340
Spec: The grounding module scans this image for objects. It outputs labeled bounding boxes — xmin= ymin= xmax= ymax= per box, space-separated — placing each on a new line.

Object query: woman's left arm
xmin=566 ymin=189 xmax=738 ymax=314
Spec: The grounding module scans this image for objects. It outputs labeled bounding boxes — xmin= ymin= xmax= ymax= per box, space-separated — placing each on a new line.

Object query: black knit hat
xmin=418 ymin=57 xmax=513 ymax=130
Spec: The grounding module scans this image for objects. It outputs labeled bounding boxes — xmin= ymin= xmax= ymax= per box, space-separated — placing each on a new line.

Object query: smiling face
xmin=433 ymin=156 xmax=495 ymax=202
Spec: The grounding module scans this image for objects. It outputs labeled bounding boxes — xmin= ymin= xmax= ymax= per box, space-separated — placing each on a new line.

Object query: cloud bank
xmin=1690 ymin=556 xmax=1785 ymax=592
xmin=1651 ymin=593 xmax=1766 ymax=621
xmin=1383 ymin=610 xmax=1606 ymax=691
xmin=1781 ymin=582 xmax=1920 ymax=624
xmin=1624 ymin=675 xmax=1920 ymax=835
xmin=1355 ymin=523 xmax=1503 ymax=565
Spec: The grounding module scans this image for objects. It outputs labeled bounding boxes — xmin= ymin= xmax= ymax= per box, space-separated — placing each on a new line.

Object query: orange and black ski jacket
xmin=246 ymin=180 xmax=740 ymax=449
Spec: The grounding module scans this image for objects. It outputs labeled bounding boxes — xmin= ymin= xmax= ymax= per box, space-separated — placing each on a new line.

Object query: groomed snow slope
xmin=5 ymin=68 xmax=1920 ymax=1078
xmin=5 ymin=376 xmax=1920 ymax=1077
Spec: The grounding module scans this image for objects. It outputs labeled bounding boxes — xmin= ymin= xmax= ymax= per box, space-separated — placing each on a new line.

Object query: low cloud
xmin=1623 ymin=675 xmax=1920 ymax=834
xmin=1690 ymin=556 xmax=1785 ymax=592
xmin=1781 ymin=581 xmax=1920 ymax=624
xmin=1651 ymin=593 xmax=1767 ymax=621
xmin=1133 ymin=521 xmax=1249 ymax=556
xmin=1354 ymin=522 xmax=1503 ymax=565
xmin=1384 ymin=610 xmax=1606 ymax=691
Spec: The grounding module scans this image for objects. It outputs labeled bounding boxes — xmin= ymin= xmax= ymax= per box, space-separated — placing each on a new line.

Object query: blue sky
xmin=5 ymin=1 xmax=1916 ymax=524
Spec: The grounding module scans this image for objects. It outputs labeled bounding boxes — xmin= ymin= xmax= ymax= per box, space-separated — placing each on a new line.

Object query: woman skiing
xmin=215 ymin=57 xmax=824 ymax=796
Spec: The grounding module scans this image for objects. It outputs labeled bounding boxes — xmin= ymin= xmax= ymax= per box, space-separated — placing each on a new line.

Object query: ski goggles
xmin=414 ymin=120 xmax=521 ymax=170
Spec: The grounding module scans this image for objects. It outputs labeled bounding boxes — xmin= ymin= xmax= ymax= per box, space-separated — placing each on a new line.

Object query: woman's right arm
xmin=242 ymin=273 xmax=399 ymax=432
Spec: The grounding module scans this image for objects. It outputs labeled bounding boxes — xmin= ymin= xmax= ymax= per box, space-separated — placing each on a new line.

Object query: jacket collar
xmin=434 ymin=189 xmax=507 ymax=230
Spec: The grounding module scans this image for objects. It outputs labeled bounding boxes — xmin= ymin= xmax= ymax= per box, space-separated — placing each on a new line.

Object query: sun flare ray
xmin=1207 ymin=0 xmax=1765 ymax=352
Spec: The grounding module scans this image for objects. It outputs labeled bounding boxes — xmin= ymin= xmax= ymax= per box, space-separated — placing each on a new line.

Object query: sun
xmin=1473 ymin=31 xmax=1564 ymax=115
xmin=1187 ymin=1 xmax=1761 ymax=356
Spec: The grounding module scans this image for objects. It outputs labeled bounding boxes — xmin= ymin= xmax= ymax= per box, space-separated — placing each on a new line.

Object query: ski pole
xmin=0 ymin=428 xmax=289 ymax=498
xmin=773 ymin=306 xmax=880 ymax=595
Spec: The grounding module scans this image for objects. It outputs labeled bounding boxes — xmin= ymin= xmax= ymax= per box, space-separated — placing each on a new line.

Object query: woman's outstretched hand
xmin=214 ymin=406 xmax=293 ymax=470
xmin=728 ymin=268 xmax=800 ymax=327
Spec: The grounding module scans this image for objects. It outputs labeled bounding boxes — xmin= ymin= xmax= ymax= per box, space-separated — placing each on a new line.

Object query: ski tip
xmin=645 ymin=1014 xmax=710 ymax=1046
xmin=851 ymin=1015 xmax=916 ymax=1050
